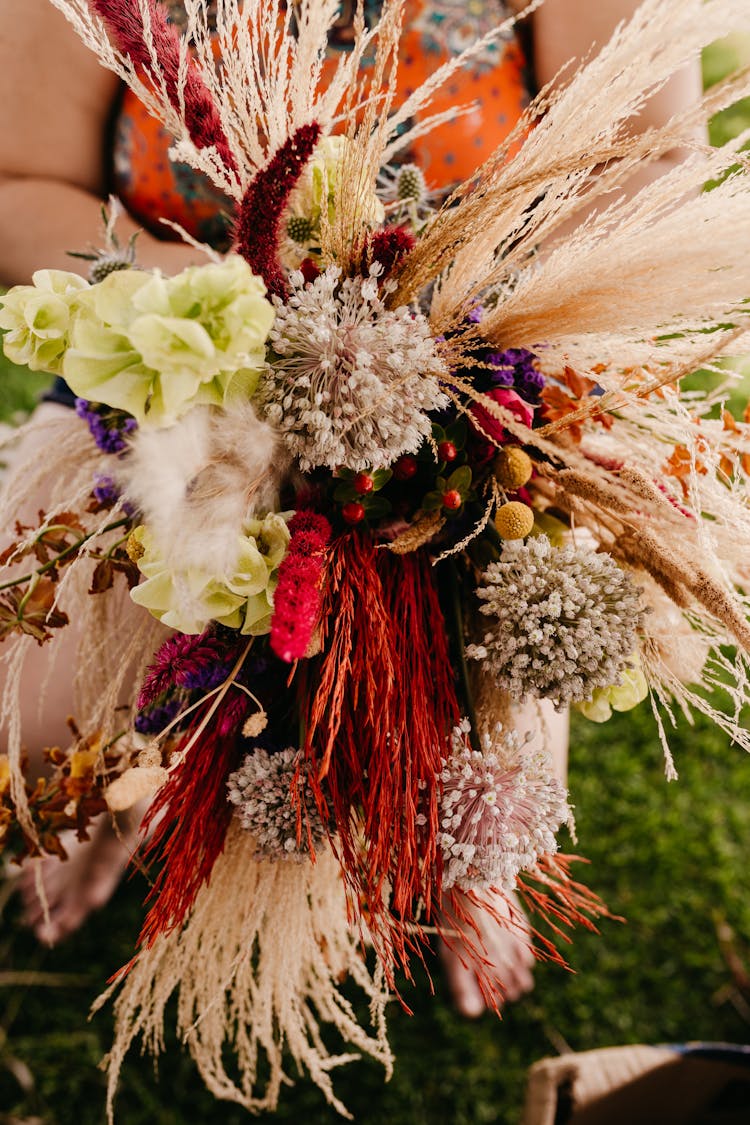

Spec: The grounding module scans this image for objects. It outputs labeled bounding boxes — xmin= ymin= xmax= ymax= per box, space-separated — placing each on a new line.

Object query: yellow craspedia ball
xmin=494 ymin=446 xmax=533 ymax=490
xmin=495 ymin=501 xmax=534 ymax=540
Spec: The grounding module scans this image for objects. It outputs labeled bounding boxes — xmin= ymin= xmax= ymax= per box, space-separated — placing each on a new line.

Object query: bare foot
xmin=439 ymin=889 xmax=535 ymax=1017
xmin=19 ymin=812 xmax=138 ymax=946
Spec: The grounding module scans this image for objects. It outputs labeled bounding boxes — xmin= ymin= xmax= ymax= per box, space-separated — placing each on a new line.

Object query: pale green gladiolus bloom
xmin=129 ymin=513 xmax=291 ymax=636
xmin=0 ymin=270 xmax=89 ymax=374
xmin=63 ymin=256 xmax=274 ymax=426
xmin=576 ymin=657 xmax=649 ymax=723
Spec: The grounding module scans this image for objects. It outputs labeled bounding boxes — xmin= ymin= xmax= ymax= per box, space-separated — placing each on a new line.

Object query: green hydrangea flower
xmin=576 ymin=657 xmax=649 ymax=723
xmin=129 ymin=513 xmax=291 ymax=636
xmin=63 ymin=256 xmax=274 ymax=426
xmin=0 ymin=270 xmax=89 ymax=374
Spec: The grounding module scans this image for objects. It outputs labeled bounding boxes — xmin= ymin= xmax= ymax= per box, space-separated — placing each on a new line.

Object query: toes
xmin=20 ymin=860 xmax=64 ymax=929
xmin=440 ymin=940 xmax=491 ymax=1018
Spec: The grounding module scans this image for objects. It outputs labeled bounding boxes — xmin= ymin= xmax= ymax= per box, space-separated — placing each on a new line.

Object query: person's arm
xmin=0 ymin=0 xmax=201 ymax=285
xmin=531 ymin=0 xmax=706 ymax=190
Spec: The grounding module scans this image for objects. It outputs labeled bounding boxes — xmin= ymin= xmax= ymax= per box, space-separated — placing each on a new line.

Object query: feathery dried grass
xmin=96 ymin=825 xmax=393 ymax=1122
xmin=0 ymin=411 xmax=165 ymax=841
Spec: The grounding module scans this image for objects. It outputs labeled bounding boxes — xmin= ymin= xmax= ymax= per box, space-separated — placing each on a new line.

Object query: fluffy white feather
xmin=119 ymin=402 xmax=286 ymax=576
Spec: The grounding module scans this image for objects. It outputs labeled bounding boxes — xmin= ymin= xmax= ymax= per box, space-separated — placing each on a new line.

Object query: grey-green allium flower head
xmin=467 ymin=535 xmax=645 ymax=708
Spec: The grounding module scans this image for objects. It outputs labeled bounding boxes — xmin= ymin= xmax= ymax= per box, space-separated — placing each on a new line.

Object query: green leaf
xmin=371 ymin=469 xmax=393 ymax=491
xmin=363 ymin=495 xmax=392 ymax=520
xmin=333 ymin=482 xmax=357 ymax=502
xmin=422 ymin=491 xmax=445 ymax=511
xmin=445 ymin=417 xmax=468 ymax=450
xmin=447 ymin=465 xmax=473 ymax=494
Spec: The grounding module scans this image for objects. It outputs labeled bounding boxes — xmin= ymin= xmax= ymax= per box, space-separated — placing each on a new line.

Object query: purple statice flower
xmin=486 ymin=347 xmax=545 ymax=404
xmin=92 ymin=474 xmax=120 ymax=507
xmin=92 ymin=474 xmax=136 ymax=517
xmin=134 ymin=696 xmax=182 ymax=736
xmin=466 ymin=304 xmax=484 ymax=325
xmin=76 ymin=398 xmax=137 ymax=454
xmin=485 ymin=352 xmax=516 ymax=388
xmin=178 ymin=653 xmax=232 ymax=693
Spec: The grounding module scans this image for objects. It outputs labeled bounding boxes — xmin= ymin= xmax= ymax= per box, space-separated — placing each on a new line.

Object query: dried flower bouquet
xmin=2 ymin=0 xmax=750 ymax=1118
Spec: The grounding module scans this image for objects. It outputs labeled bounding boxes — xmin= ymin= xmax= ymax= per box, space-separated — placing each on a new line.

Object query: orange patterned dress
xmin=111 ymin=0 xmax=532 ymax=248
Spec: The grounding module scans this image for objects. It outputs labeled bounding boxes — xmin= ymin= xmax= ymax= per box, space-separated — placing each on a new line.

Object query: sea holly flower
xmin=63 ymin=256 xmax=274 ymax=426
xmin=0 ymin=270 xmax=89 ymax=374
xmin=129 ymin=512 xmax=291 ymax=635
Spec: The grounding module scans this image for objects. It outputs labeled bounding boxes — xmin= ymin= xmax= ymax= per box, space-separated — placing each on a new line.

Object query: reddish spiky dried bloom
xmin=90 ymin=0 xmax=237 ymax=175
xmin=364 ymin=225 xmax=416 ymax=278
xmin=137 ymin=632 xmax=232 ymax=708
xmin=233 ymin=123 xmax=322 ymax=300
xmin=270 ymin=511 xmax=331 ymax=663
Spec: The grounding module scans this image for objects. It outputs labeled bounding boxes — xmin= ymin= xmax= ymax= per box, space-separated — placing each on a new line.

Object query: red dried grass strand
xmin=233 ymin=123 xmax=321 ymax=300
xmin=304 ymin=533 xmax=460 ymax=974
xmin=136 ymin=690 xmax=248 ymax=948
xmin=517 ymin=852 xmax=618 ymax=958
xmin=435 ymin=854 xmax=614 ymax=1012
xmin=89 ymin=0 xmax=238 ymax=176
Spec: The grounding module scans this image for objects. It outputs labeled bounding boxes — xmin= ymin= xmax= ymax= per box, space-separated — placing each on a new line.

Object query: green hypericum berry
xmin=397 ymin=164 xmax=426 ymax=203
xmin=287 ymin=215 xmax=314 ymax=244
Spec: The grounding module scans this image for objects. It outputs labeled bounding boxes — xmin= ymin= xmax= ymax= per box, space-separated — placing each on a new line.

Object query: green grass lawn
xmin=2 ymin=34 xmax=750 ymax=1125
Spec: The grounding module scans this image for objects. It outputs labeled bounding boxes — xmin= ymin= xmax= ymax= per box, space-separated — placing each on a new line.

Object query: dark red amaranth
xmin=303 ymin=532 xmax=460 ymax=980
xmin=363 ymin=225 xmax=416 ymax=278
xmin=270 ymin=510 xmax=332 ymax=663
xmin=299 ymin=257 xmax=322 ymax=285
xmin=90 ymin=0 xmax=237 ymax=176
xmin=136 ymin=688 xmax=248 ymax=948
xmin=233 ymin=122 xmax=322 ymax=300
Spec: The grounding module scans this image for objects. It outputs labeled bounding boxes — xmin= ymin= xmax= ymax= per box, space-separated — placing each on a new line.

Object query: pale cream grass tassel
xmin=49 ymin=0 xmax=379 ymax=195
xmin=0 ymin=410 xmax=167 ymax=841
xmin=96 ymin=825 xmax=393 ymax=1121
xmin=399 ymin=0 xmax=750 ymax=328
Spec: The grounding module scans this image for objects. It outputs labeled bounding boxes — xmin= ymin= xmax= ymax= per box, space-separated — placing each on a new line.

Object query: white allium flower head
xmin=439 ymin=719 xmax=569 ymax=893
xmin=466 ymin=535 xmax=645 ymax=707
xmin=227 ymin=746 xmax=325 ymax=861
xmin=259 ymin=265 xmax=448 ymax=472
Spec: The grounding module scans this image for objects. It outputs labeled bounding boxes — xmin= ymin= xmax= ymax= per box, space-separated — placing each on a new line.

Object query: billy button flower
xmin=422 ymin=465 xmax=475 ymax=516
xmin=334 ymin=468 xmax=393 ymax=526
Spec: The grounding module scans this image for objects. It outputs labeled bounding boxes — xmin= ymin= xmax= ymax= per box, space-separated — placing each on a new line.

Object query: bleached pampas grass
xmin=95 ymin=825 xmax=393 ymax=1122
xmin=401 ymin=0 xmax=750 ymax=358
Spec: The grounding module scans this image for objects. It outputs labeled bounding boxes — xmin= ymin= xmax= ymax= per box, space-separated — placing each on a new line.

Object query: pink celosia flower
xmin=270 ymin=511 xmax=331 ymax=662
